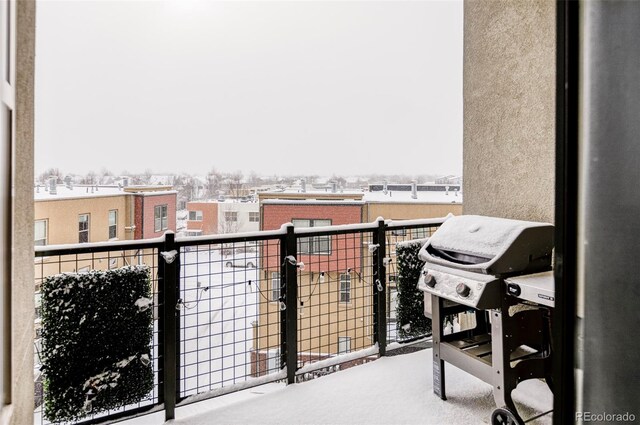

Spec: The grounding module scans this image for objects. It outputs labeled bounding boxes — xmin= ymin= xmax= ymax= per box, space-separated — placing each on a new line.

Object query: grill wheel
xmin=491 ymin=407 xmax=524 ymax=425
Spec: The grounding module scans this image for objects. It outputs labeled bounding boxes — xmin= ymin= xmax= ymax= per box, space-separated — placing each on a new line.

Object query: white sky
xmin=35 ymin=0 xmax=463 ymax=177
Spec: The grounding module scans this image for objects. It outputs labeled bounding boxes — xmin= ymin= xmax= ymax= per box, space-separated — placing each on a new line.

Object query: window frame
xmin=413 ymin=227 xmax=428 ymax=239
xmin=225 ymin=211 xmax=238 ymax=222
xmin=108 ymin=209 xmax=117 ymax=240
xmin=35 ymin=219 xmax=47 ymax=246
xmin=78 ymin=213 xmax=90 ymax=243
xmin=188 ymin=210 xmax=203 ymax=221
xmin=249 ymin=211 xmax=260 ymax=222
xmin=292 ymin=218 xmax=332 ymax=255
xmin=339 ymin=273 xmax=351 ymax=303
xmin=271 ymin=272 xmax=280 ymax=302
xmin=0 ymin=0 xmax=14 ymax=406
xmin=154 ymin=204 xmax=168 ymax=232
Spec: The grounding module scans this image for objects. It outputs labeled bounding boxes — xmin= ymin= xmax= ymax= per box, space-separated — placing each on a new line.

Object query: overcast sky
xmin=35 ymin=0 xmax=463 ymax=177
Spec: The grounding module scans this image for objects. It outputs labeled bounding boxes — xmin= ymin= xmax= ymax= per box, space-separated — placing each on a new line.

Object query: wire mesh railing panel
xmin=177 ymin=238 xmax=283 ymax=400
xmin=384 ymin=225 xmax=440 ymax=344
xmin=296 ymin=231 xmax=376 ymax=377
xmin=34 ymin=247 xmax=161 ymax=425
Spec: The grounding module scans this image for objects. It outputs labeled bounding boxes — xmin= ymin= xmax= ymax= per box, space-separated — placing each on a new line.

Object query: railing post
xmin=159 ymin=232 xmax=179 ymax=421
xmin=280 ymin=225 xmax=298 ymax=384
xmin=372 ymin=219 xmax=387 ymax=356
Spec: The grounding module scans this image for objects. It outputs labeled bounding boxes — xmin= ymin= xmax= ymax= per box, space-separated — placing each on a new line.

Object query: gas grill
xmin=417 ymin=215 xmax=555 ymax=425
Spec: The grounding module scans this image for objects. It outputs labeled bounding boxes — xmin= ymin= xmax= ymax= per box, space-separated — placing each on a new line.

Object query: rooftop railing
xmin=34 ymin=217 xmax=446 ymax=424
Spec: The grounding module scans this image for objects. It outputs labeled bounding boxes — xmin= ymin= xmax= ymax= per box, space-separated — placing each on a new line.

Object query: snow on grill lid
xmin=428 ymin=215 xmax=549 ymax=259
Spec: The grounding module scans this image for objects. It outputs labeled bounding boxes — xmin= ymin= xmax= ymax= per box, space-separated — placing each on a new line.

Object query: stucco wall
xmin=34 ymin=195 xmax=128 ymax=244
xmin=463 ymin=0 xmax=555 ymax=223
xmin=364 ymin=203 xmax=462 ymax=223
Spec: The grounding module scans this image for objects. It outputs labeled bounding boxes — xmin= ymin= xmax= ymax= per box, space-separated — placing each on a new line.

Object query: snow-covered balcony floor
xmin=124 ymin=347 xmax=552 ymax=425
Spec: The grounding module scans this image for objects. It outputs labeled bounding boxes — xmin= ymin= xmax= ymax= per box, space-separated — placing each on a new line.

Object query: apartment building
xmin=33 ymin=184 xmax=177 ymax=348
xmin=251 ymin=184 xmax=462 ymax=375
xmin=254 ymin=190 xmax=365 ymax=374
xmin=185 ymin=200 xmax=259 ymax=236
xmin=34 ymin=184 xmax=177 ymax=246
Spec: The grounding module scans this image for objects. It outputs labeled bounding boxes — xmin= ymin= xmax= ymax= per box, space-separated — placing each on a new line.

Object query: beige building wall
xmin=364 ymin=203 xmax=462 ymax=222
xmin=2 ymin=1 xmax=36 ymax=424
xmin=463 ymin=0 xmax=555 ymax=223
xmin=35 ymin=195 xmax=129 ymax=245
xmin=256 ymin=272 xmax=372 ymax=361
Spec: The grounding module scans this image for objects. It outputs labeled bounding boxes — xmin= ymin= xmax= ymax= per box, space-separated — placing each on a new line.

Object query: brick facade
xmin=138 ymin=193 xmax=177 ymax=238
xmin=261 ymin=203 xmax=363 ymax=273
xmin=186 ymin=201 xmax=219 ymax=235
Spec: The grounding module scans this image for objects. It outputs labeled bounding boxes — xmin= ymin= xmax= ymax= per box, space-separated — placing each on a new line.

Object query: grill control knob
xmin=423 ymin=272 xmax=437 ymax=288
xmin=456 ymin=283 xmax=471 ymax=298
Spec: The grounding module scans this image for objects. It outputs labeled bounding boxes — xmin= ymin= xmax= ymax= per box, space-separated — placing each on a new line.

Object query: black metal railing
xmin=34 ymin=217 xmax=445 ymax=424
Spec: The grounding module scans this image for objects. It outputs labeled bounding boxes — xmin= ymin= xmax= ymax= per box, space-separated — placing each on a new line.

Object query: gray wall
xmin=463 ymin=0 xmax=556 ymax=223
xmin=580 ymin=1 xmax=640 ymax=417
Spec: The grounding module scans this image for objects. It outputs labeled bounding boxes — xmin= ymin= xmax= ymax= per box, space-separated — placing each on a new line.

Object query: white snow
xmin=426 ymin=215 xmax=552 ymax=259
xmin=364 ymin=190 xmax=462 ymax=204
xmin=261 ymin=199 xmax=365 ymax=205
xmin=121 ymin=348 xmax=553 ymax=425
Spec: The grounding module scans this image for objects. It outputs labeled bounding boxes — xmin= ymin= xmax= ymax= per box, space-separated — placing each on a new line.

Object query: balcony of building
xmin=33 ymin=217 xmax=556 ymax=425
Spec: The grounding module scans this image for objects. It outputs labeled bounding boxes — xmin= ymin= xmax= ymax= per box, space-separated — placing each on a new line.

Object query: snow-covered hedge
xmin=395 ymin=239 xmax=432 ymax=341
xmin=41 ymin=265 xmax=153 ymax=422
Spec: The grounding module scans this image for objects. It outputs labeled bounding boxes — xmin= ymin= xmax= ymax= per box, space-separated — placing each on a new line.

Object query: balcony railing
xmin=34 ymin=217 xmax=446 ymax=424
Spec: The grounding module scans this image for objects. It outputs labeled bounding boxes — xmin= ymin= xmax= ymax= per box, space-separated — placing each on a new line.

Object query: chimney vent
xmin=49 ymin=177 xmax=57 ymax=195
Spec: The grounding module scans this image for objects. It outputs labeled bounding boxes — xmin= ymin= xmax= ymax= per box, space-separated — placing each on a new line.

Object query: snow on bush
xmin=396 ymin=240 xmax=432 ymax=341
xmin=41 ymin=265 xmax=153 ymax=422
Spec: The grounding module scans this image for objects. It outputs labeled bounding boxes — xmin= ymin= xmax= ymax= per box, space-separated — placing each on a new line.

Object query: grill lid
xmin=419 ymin=215 xmax=554 ymax=276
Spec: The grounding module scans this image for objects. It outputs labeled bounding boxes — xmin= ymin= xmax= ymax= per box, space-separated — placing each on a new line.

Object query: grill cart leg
xmin=491 ymin=309 xmax=524 ymax=425
xmin=431 ymin=295 xmax=447 ymax=400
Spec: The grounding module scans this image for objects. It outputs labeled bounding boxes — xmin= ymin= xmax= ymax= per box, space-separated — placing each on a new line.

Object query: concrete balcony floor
xmin=125 ymin=346 xmax=553 ymax=425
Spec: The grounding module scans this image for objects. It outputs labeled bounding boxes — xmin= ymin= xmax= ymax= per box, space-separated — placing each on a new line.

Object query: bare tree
xmin=37 ymin=168 xmax=64 ymax=184
xmin=78 ymin=170 xmax=97 ymax=185
xmin=142 ymin=169 xmax=153 ymax=185
xmin=225 ymin=171 xmax=245 ymax=199
xmin=218 ymin=205 xmax=242 ymax=234
xmin=206 ymin=168 xmax=223 ymax=199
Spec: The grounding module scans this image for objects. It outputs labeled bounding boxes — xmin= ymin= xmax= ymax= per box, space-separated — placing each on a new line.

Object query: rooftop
xmin=363 ymin=189 xmax=462 ymax=204
xmin=123 ymin=347 xmax=552 ymax=425
xmin=34 ymin=185 xmax=177 ymax=201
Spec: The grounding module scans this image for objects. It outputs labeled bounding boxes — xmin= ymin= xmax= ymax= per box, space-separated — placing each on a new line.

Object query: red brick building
xmin=254 ymin=194 xmax=368 ymax=376
xmin=260 ymin=201 xmax=364 ymax=273
xmin=131 ymin=190 xmax=178 ymax=239
xmin=185 ymin=201 xmax=219 ymax=236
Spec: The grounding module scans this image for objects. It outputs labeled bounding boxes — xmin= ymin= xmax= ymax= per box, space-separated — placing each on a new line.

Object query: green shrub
xmin=396 ymin=240 xmax=432 ymax=341
xmin=41 ymin=265 xmax=153 ymax=422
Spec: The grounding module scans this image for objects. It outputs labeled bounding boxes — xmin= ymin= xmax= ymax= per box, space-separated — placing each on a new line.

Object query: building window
xmin=188 ymin=210 xmax=203 ymax=221
xmin=413 ymin=228 xmax=428 ymax=239
xmin=108 ymin=210 xmax=117 ymax=239
xmin=391 ymin=227 xmax=407 ymax=237
xmin=35 ymin=219 xmax=47 ymax=246
xmin=225 ymin=211 xmax=238 ymax=222
xmin=338 ymin=336 xmax=351 ymax=354
xmin=78 ymin=214 xmax=90 ymax=243
xmin=154 ymin=204 xmax=168 ymax=232
xmin=271 ymin=272 xmax=280 ymax=301
xmin=339 ymin=273 xmax=351 ymax=303
xmin=249 ymin=212 xmax=260 ymax=222
xmin=292 ymin=219 xmax=331 ymax=254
